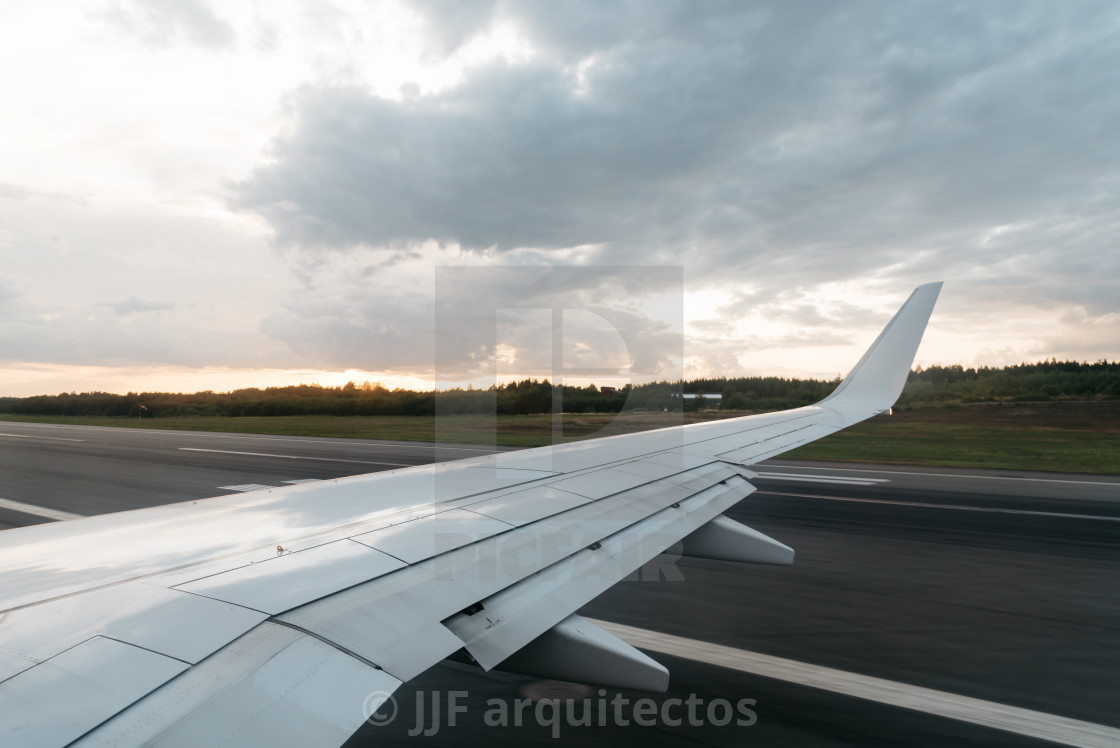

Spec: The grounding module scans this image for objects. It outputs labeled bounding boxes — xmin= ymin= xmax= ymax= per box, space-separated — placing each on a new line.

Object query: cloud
xmin=0 ymin=276 xmax=19 ymax=306
xmin=411 ymin=0 xmax=735 ymax=61
xmin=101 ymin=0 xmax=235 ymax=49
xmin=0 ymin=183 xmax=31 ymax=200
xmin=233 ymin=3 xmax=1120 ymax=303
xmin=99 ymin=297 xmax=176 ymax=315
xmin=4 ymin=1 xmax=1118 ymax=392
xmin=0 ymin=182 xmax=83 ymax=204
xmin=257 ymin=252 xmax=683 ymax=381
xmin=0 ymin=192 xmax=290 ymax=372
xmin=408 ymin=0 xmax=501 ymax=59
xmin=222 ymin=1 xmax=1120 ymax=374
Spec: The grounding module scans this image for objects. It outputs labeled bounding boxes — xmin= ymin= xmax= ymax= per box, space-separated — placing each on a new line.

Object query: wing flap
xmin=0 ymin=585 xmax=267 ymax=671
xmin=280 ymin=590 xmax=468 ymax=682
xmin=0 ymin=651 xmax=34 ymax=683
xmin=443 ymin=476 xmax=755 ymax=670
xmin=0 ymin=636 xmax=188 ymax=747
xmin=274 ymin=461 xmax=745 ymax=681
xmin=73 ymin=622 xmax=398 ymax=748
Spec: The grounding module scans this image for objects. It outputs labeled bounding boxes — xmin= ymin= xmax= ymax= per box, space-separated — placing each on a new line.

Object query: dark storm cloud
xmin=102 ymin=0 xmax=235 ymax=49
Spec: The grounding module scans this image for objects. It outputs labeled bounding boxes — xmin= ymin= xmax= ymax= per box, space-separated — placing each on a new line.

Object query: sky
xmin=1 ymin=1 xmax=1118 ymax=397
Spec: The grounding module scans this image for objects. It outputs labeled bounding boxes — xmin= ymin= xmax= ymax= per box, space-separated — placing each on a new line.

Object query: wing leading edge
xmin=0 ymin=283 xmax=941 ymax=748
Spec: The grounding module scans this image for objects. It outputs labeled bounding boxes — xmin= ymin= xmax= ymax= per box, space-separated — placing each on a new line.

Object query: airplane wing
xmin=0 ymin=283 xmax=941 ymax=747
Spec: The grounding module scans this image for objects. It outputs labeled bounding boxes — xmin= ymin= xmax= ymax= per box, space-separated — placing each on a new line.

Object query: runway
xmin=1 ymin=420 xmax=1118 ymax=746
xmin=0 ymin=421 xmax=507 ymax=527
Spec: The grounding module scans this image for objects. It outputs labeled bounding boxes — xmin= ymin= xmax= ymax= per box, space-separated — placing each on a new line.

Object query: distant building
xmin=672 ymin=393 xmax=722 ymax=401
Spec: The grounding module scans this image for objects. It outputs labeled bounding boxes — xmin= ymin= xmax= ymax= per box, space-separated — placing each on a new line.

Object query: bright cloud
xmin=1 ymin=1 xmax=1118 ymax=397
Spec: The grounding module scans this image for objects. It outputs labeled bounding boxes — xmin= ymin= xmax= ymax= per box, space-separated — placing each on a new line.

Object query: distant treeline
xmin=1 ymin=359 xmax=1117 ymax=418
xmin=0 ymin=381 xmax=659 ymax=419
xmin=902 ymin=359 xmax=1120 ymax=402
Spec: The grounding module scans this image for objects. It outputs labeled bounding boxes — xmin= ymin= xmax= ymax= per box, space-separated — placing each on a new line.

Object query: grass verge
xmin=2 ymin=401 xmax=1118 ymax=474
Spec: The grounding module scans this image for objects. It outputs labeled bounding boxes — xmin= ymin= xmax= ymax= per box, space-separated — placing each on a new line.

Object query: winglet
xmin=819 ymin=282 xmax=942 ymax=416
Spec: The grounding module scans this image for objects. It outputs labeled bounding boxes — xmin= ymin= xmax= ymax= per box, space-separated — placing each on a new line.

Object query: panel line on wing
xmin=267 ymin=618 xmax=387 ymax=672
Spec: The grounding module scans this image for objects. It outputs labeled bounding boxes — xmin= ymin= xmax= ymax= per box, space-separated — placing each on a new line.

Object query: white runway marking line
xmin=589 ymin=619 xmax=1120 ymax=748
xmin=3 ymin=422 xmax=497 ymax=451
xmin=0 ymin=497 xmax=84 ymax=521
xmin=759 ymin=490 xmax=1120 ymax=522
xmin=0 ymin=432 xmax=85 ymax=442
xmin=220 ymin=479 xmax=325 ymax=490
xmin=218 ymin=484 xmax=278 ymax=492
xmin=767 ymin=464 xmax=1120 ymax=487
xmin=180 ymin=434 xmax=498 ymax=452
xmin=178 ymin=447 xmax=412 ymax=467
xmin=755 ymin=471 xmax=888 ymax=487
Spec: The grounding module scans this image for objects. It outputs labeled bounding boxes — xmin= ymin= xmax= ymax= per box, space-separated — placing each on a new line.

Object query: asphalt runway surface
xmin=1 ymin=421 xmax=1118 ymax=746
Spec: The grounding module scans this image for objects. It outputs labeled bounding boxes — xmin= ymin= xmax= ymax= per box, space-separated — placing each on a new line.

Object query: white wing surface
xmin=0 ymin=283 xmax=941 ymax=747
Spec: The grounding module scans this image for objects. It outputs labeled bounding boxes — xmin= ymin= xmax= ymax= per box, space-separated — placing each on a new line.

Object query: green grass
xmin=784 ymin=421 xmax=1120 ymax=474
xmin=3 ymin=401 xmax=1118 ymax=474
xmin=785 ymin=401 xmax=1120 ymax=473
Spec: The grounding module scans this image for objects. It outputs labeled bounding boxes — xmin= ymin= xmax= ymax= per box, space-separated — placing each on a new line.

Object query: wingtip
xmin=820 ymin=282 xmax=942 ymax=417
